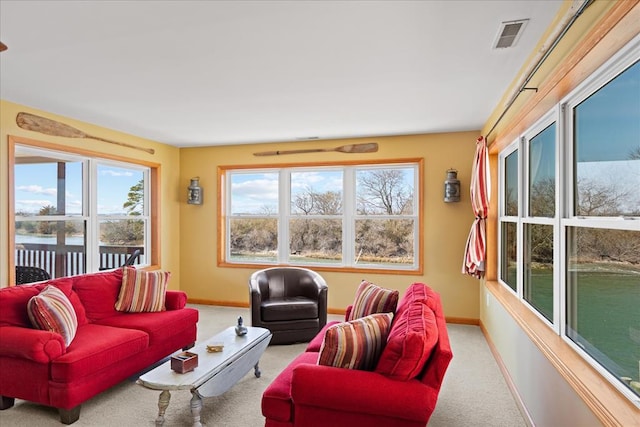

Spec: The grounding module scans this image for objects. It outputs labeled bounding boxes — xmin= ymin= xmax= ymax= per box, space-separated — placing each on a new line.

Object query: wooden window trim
xmin=217 ymin=157 xmax=424 ymax=275
xmin=7 ymin=135 xmax=162 ymax=282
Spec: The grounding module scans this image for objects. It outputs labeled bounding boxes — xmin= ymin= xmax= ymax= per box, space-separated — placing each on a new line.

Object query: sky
xmin=230 ymin=169 xmax=344 ymax=215
xmin=229 ymin=166 xmax=414 ymax=215
xmin=14 ymin=160 xmax=143 ymax=216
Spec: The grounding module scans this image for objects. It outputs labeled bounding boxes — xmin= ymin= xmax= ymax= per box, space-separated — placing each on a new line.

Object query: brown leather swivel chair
xmin=249 ymin=267 xmax=328 ymax=345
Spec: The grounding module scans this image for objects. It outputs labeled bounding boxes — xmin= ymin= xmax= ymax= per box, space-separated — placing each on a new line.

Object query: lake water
xmin=16 ymin=234 xmax=87 ymax=245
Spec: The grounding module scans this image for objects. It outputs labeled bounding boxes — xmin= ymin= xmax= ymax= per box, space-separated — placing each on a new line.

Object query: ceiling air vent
xmin=493 ymin=19 xmax=528 ymax=49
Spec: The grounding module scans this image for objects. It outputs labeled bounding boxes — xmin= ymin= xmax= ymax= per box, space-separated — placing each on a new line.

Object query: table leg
xmin=254 ymin=362 xmax=261 ymax=378
xmin=156 ymin=390 xmax=171 ymax=426
xmin=190 ymin=390 xmax=203 ymax=427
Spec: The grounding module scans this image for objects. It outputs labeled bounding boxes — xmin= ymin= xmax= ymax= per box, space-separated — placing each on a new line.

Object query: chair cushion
xmin=375 ymin=283 xmax=438 ymax=381
xmin=27 ymin=285 xmax=78 ymax=347
xmin=115 ymin=267 xmax=170 ymax=313
xmin=261 ymin=296 xmax=318 ymax=322
xmin=347 ymin=280 xmax=399 ymax=321
xmin=318 ymin=312 xmax=393 ymax=371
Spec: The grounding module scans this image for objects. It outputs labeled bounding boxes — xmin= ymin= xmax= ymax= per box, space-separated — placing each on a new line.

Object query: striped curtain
xmin=462 ymin=136 xmax=490 ymax=278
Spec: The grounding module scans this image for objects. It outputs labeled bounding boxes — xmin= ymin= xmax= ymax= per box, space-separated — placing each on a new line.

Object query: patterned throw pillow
xmin=347 ymin=280 xmax=399 ymax=321
xmin=115 ymin=267 xmax=170 ymax=312
xmin=318 ymin=312 xmax=393 ymax=371
xmin=27 ymin=285 xmax=78 ymax=347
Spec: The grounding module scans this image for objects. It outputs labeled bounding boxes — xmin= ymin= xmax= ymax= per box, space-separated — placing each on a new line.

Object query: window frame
xmin=497 ymin=37 xmax=640 ymax=404
xmin=8 ymin=136 xmax=161 ymax=282
xmin=218 ymin=158 xmax=424 ymax=274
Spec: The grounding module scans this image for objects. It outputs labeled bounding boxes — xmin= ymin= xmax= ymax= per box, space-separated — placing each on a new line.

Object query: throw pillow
xmin=375 ymin=284 xmax=439 ymax=381
xmin=347 ymin=280 xmax=399 ymax=321
xmin=115 ymin=267 xmax=170 ymax=312
xmin=27 ymin=285 xmax=78 ymax=347
xmin=318 ymin=312 xmax=393 ymax=371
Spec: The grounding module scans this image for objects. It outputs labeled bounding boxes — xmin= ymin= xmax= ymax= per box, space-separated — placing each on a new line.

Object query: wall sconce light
xmin=187 ymin=177 xmax=203 ymax=205
xmin=444 ymin=169 xmax=460 ymax=203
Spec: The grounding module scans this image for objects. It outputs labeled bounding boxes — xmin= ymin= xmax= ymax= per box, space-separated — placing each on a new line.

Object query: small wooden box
xmin=171 ymin=351 xmax=198 ymax=374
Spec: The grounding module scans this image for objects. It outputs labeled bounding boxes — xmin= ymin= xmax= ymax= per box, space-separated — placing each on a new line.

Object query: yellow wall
xmin=1 ymin=101 xmax=481 ymax=320
xmin=0 ymin=100 xmax=183 ymax=289
xmin=179 ymin=132 xmax=481 ymax=320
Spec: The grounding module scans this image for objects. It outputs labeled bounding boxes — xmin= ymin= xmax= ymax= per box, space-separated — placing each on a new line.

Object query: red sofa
xmin=0 ymin=269 xmax=198 ymax=424
xmin=262 ymin=282 xmax=453 ymax=427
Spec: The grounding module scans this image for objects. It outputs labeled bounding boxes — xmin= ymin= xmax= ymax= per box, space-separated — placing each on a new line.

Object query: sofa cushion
xmin=72 ymin=269 xmax=124 ymax=321
xmin=375 ymin=283 xmax=438 ymax=381
xmin=262 ymin=351 xmax=318 ymax=422
xmin=115 ymin=267 xmax=170 ymax=313
xmin=27 ymin=285 xmax=78 ymax=347
xmin=0 ymin=284 xmax=42 ymax=327
xmin=96 ymin=307 xmax=199 ymax=346
xmin=50 ymin=323 xmax=149 ymax=382
xmin=318 ymin=312 xmax=393 ymax=371
xmin=347 ymin=280 xmax=399 ymax=321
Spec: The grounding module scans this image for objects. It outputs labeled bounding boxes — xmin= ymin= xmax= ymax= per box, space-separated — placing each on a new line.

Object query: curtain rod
xmin=485 ymin=0 xmax=593 ymax=140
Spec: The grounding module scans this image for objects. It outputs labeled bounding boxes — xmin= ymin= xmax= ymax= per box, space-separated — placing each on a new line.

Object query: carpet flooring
xmin=0 ymin=305 xmax=526 ymax=426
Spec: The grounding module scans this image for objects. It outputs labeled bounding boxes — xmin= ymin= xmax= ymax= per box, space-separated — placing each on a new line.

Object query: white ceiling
xmin=0 ymin=0 xmax=564 ymax=147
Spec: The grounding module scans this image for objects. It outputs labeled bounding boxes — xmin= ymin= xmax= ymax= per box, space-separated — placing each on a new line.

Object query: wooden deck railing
xmin=15 ymin=243 xmax=144 ymax=278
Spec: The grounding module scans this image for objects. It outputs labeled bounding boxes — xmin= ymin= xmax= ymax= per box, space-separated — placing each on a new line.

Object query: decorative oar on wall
xmin=16 ymin=112 xmax=155 ymax=155
xmin=253 ymin=142 xmax=378 ymax=156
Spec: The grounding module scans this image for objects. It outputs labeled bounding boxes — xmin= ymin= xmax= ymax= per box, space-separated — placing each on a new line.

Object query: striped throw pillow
xmin=28 ymin=285 xmax=78 ymax=347
xmin=318 ymin=312 xmax=393 ymax=371
xmin=115 ymin=267 xmax=170 ymax=312
xmin=347 ymin=280 xmax=399 ymax=321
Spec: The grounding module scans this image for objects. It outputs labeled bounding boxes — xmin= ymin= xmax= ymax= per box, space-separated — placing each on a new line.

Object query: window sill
xmin=485 ymin=280 xmax=639 ymax=426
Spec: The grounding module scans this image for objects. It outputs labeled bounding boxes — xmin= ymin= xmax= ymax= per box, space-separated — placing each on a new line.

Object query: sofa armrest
xmin=165 ymin=290 xmax=187 ymax=310
xmin=0 ymin=326 xmax=65 ymax=363
xmin=291 ymin=364 xmax=438 ymax=422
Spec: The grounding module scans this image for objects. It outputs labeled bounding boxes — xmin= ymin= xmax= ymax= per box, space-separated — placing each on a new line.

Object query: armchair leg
xmin=0 ymin=396 xmax=15 ymax=410
xmin=59 ymin=405 xmax=81 ymax=425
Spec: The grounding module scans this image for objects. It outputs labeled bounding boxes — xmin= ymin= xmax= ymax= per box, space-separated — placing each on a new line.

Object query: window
xmin=12 ymin=141 xmax=155 ymax=279
xmin=498 ymin=41 xmax=640 ymax=402
xmin=500 ymin=149 xmax=518 ymax=291
xmin=221 ymin=160 xmax=421 ymax=273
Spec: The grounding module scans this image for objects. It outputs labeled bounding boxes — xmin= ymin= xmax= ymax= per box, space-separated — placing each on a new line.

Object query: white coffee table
xmin=138 ymin=326 xmax=272 ymax=426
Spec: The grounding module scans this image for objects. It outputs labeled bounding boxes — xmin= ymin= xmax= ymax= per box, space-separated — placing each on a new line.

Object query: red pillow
xmin=375 ymin=283 xmax=438 ymax=381
xmin=72 ymin=269 xmax=124 ymax=321
xmin=0 ymin=285 xmax=41 ymax=327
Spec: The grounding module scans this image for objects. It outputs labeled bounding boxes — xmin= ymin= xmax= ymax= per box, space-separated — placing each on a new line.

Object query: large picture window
xmin=12 ymin=141 xmax=154 ymax=281
xmin=220 ymin=160 xmax=421 ymax=273
xmin=498 ymin=41 xmax=640 ymax=402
